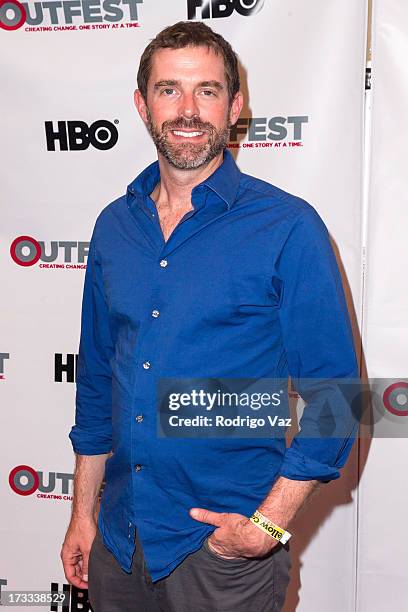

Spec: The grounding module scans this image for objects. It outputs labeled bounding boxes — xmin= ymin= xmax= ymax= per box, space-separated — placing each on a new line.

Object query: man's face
xmin=135 ymin=46 xmax=242 ymax=170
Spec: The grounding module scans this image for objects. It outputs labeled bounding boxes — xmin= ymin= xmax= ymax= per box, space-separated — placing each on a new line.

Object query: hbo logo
xmin=45 ymin=120 xmax=119 ymax=151
xmin=187 ymin=0 xmax=264 ymax=19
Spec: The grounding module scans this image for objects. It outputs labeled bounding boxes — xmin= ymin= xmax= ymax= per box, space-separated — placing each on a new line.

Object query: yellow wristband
xmin=249 ymin=510 xmax=292 ymax=544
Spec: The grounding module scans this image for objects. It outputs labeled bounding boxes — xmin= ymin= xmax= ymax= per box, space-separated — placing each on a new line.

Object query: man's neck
xmin=150 ymin=151 xmax=224 ymax=211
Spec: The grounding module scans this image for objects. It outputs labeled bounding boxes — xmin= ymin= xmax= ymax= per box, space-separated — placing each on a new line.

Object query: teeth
xmin=172 ymin=130 xmax=203 ymax=138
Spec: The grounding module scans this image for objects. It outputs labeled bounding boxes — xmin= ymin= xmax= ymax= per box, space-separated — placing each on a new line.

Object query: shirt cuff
xmin=69 ymin=426 xmax=112 ymax=455
xmin=277 ymin=446 xmax=343 ymax=482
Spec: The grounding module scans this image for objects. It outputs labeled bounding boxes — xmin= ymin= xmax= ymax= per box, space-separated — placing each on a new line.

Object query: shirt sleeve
xmin=69 ymin=223 xmax=114 ymax=455
xmin=275 ymin=206 xmax=359 ymax=482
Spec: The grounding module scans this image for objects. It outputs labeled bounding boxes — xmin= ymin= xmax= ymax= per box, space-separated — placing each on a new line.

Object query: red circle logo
xmin=10 ymin=235 xmax=42 ymax=266
xmin=9 ymin=465 xmax=40 ymax=496
xmin=0 ymin=0 xmax=27 ymax=31
xmin=383 ymin=382 xmax=408 ymax=417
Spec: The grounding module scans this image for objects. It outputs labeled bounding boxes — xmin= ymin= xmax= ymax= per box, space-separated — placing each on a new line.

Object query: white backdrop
xmin=357 ymin=1 xmax=408 ymax=610
xmin=1 ymin=1 xmax=367 ymax=610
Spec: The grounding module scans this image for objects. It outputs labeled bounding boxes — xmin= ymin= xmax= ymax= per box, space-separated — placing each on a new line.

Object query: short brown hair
xmin=137 ymin=21 xmax=240 ymax=106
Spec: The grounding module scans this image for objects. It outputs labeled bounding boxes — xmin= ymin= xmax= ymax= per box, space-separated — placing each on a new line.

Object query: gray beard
xmin=146 ymin=109 xmax=231 ymax=170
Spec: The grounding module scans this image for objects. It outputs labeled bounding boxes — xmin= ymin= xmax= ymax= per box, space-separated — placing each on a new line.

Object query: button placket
xmin=141 ymin=257 xmax=167 ymax=372
xmin=130 ymin=252 xmax=167 ymax=481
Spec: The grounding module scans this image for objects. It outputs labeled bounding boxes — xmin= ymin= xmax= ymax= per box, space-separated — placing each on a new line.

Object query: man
xmin=61 ymin=21 xmax=359 ymax=612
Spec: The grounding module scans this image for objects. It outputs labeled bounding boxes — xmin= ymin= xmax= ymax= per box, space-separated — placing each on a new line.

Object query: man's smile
xmin=170 ymin=130 xmax=205 ymax=139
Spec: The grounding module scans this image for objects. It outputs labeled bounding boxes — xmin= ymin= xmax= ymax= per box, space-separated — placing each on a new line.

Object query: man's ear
xmin=229 ymin=91 xmax=244 ymax=127
xmin=134 ymin=89 xmax=148 ymax=123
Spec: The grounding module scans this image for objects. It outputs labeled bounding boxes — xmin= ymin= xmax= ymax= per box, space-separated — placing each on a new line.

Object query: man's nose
xmin=177 ymin=92 xmax=199 ymax=119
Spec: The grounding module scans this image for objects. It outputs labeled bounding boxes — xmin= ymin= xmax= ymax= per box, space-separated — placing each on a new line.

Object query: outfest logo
xmin=9 ymin=465 xmax=74 ymax=501
xmin=228 ymin=115 xmax=309 ymax=150
xmin=0 ymin=0 xmax=144 ymax=32
xmin=10 ymin=236 xmax=89 ymax=269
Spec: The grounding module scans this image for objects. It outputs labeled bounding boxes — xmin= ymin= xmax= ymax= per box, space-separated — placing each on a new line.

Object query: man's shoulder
xmin=93 ymin=193 xmax=128 ymax=233
xmin=238 ymin=171 xmax=316 ymax=220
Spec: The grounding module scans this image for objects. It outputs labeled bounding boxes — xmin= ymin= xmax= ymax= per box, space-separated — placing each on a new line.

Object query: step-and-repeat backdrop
xmin=1 ymin=1 xmax=370 ymax=610
xmin=357 ymin=1 xmax=408 ymax=611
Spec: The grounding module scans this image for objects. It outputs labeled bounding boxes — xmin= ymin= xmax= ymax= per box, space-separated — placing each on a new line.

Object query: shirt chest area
xmin=97 ymin=209 xmax=283 ymax=324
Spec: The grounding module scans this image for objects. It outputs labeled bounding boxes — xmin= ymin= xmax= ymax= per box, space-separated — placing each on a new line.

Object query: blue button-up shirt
xmin=69 ymin=149 xmax=358 ymax=581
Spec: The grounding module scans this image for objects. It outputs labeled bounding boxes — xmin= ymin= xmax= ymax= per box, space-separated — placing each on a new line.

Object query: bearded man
xmin=61 ymin=20 xmax=359 ymax=612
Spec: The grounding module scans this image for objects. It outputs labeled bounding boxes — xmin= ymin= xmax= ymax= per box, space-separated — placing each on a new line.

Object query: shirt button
xmin=142 ymin=361 xmax=151 ymax=369
xmin=136 ymin=414 xmax=144 ymax=422
xmin=151 ymin=309 xmax=160 ymax=318
xmin=135 ymin=464 xmax=142 ymax=472
xmin=159 ymin=259 xmax=168 ymax=267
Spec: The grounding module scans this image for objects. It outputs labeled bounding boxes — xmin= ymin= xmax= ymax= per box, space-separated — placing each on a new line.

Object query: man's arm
xmin=68 ymin=229 xmax=114 ymax=457
xmin=62 ymin=221 xmax=114 ymax=584
xmin=246 ymin=207 xmax=359 ymax=547
xmin=61 ymin=454 xmax=108 ymax=589
xmin=257 ymin=476 xmax=320 ymax=530
xmin=190 ymin=205 xmax=359 ymax=558
xmin=275 ymin=207 xmax=360 ymax=482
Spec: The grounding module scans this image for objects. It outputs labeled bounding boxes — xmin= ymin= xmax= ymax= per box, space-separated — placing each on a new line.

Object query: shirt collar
xmin=126 ymin=148 xmax=241 ymax=211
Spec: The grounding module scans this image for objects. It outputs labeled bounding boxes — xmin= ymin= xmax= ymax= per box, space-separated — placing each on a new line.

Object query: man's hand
xmin=189 ymin=508 xmax=277 ymax=560
xmin=61 ymin=518 xmax=97 ymax=589
xmin=61 ymin=453 xmax=107 ymax=588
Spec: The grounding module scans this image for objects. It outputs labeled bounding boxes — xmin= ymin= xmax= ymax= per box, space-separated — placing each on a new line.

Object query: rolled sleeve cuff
xmin=277 ymin=447 xmax=342 ymax=482
xmin=69 ymin=426 xmax=112 ymax=455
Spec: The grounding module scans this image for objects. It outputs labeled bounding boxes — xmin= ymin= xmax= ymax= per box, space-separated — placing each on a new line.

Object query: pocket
xmin=202 ymin=536 xmax=251 ymax=565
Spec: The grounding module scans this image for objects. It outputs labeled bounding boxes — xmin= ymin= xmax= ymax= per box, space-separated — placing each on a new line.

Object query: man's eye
xmin=162 ymin=88 xmax=176 ymax=95
xmin=201 ymin=90 xmax=215 ymax=96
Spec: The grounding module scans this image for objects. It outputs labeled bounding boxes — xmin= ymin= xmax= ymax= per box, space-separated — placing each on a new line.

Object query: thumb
xmin=189 ymin=507 xmax=225 ymax=526
xmin=81 ymin=554 xmax=89 ymax=583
